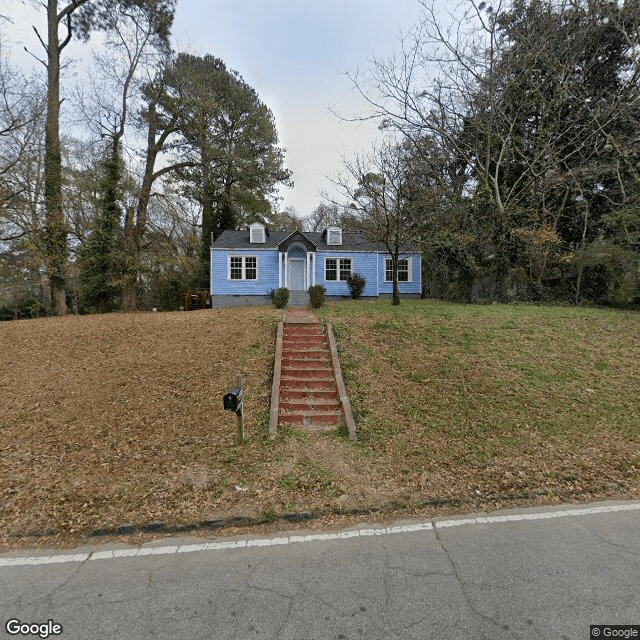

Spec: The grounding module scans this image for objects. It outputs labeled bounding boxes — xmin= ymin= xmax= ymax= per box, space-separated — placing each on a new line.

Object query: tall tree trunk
xmin=122 ymin=122 xmax=156 ymax=311
xmin=82 ymin=142 xmax=123 ymax=313
xmin=122 ymin=206 xmax=138 ymax=311
xmin=43 ymin=0 xmax=67 ymax=315
xmin=122 ymin=95 xmax=163 ymax=311
xmin=575 ymin=202 xmax=590 ymax=304
xmin=198 ymin=130 xmax=216 ymax=289
xmin=488 ymin=176 xmax=511 ymax=301
xmin=121 ymin=95 xmax=190 ymax=309
xmin=392 ymin=248 xmax=400 ymax=306
xmin=537 ymin=188 xmax=570 ymax=286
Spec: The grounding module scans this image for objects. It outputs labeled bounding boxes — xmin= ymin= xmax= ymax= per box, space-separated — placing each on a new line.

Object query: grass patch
xmin=1 ymin=300 xmax=638 ymax=547
xmin=322 ymin=298 xmax=640 ymax=500
xmin=278 ymin=458 xmax=343 ymax=498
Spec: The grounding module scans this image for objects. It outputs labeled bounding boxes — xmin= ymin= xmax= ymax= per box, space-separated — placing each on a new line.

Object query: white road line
xmin=0 ymin=554 xmax=90 ymax=567
xmin=1 ymin=502 xmax=639 ymax=568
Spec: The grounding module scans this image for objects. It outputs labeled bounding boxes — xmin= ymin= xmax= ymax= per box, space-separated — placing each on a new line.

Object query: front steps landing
xmin=269 ymin=310 xmax=356 ymax=438
xmin=288 ymin=291 xmax=310 ymax=308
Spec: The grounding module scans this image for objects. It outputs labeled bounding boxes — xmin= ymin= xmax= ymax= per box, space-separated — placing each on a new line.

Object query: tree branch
xmin=32 ymin=26 xmax=48 ymax=53
xmin=57 ymin=0 xmax=89 ymax=23
xmin=59 ymin=12 xmax=73 ymax=52
xmin=151 ymin=161 xmax=200 ymax=181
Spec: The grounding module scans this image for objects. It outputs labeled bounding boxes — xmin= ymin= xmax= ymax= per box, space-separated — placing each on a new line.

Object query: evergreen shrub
xmin=308 ymin=284 xmax=326 ymax=309
xmin=268 ymin=287 xmax=289 ymax=309
xmin=346 ymin=272 xmax=367 ymax=299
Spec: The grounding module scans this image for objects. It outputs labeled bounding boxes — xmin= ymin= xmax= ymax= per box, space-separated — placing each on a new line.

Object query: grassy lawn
xmin=319 ymin=300 xmax=640 ymax=502
xmin=1 ymin=300 xmax=638 ymax=548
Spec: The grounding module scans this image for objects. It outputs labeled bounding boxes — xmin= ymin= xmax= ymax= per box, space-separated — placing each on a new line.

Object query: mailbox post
xmin=224 ymin=374 xmax=245 ymax=444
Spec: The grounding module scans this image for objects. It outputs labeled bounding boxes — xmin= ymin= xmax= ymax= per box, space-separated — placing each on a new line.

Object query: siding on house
xmin=210 ymin=248 xmax=422 ymax=297
xmin=210 ymin=228 xmax=422 ymax=299
xmin=210 ymin=249 xmax=278 ymax=296
xmin=377 ymin=254 xmax=422 ymax=296
xmin=315 ymin=251 xmax=379 ymax=296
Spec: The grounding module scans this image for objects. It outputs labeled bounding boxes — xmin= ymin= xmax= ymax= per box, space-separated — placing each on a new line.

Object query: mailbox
xmin=223 ymin=386 xmax=243 ymax=412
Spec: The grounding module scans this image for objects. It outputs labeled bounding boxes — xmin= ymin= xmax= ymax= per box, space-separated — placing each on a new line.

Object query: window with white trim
xmin=385 ymin=258 xmax=410 ymax=282
xmin=325 ymin=257 xmax=352 ymax=281
xmin=229 ymin=256 xmax=258 ymax=280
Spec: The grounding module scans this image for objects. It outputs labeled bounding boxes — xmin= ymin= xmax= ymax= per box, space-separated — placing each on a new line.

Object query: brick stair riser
xmin=284 ymin=323 xmax=322 ymax=329
xmin=282 ymin=362 xmax=332 ymax=371
xmin=283 ymin=330 xmax=324 ymax=339
xmin=279 ymin=380 xmax=337 ymax=392
xmin=279 ymin=399 xmax=340 ymax=412
xmin=284 ymin=325 xmax=322 ymax=330
xmin=281 ymin=358 xmax=329 ymax=369
xmin=281 ymin=368 xmax=333 ymax=380
xmin=283 ymin=331 xmax=326 ymax=338
xmin=282 ymin=348 xmax=326 ymax=358
xmin=278 ymin=413 xmax=340 ymax=426
xmin=281 ymin=380 xmax=334 ymax=390
xmin=283 ymin=343 xmax=328 ymax=352
xmin=279 ymin=423 xmax=338 ymax=433
xmin=281 ymin=381 xmax=334 ymax=392
xmin=279 ymin=388 xmax=339 ymax=401
xmin=284 ymin=322 xmax=322 ymax=328
xmin=282 ymin=351 xmax=328 ymax=356
xmin=283 ymin=339 xmax=326 ymax=348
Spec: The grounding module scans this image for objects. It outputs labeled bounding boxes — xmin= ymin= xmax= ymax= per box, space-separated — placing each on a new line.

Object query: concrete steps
xmin=277 ymin=322 xmax=342 ymax=430
xmin=288 ymin=290 xmax=310 ymax=307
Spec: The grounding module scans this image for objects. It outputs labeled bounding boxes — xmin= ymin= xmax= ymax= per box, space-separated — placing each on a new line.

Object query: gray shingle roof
xmin=211 ymin=229 xmax=409 ymax=253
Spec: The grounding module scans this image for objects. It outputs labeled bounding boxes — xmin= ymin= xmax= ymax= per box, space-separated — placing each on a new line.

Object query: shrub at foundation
xmin=309 ymin=284 xmax=326 ymax=309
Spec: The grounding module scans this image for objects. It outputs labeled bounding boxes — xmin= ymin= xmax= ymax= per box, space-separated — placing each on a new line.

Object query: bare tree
xmin=121 ymin=63 xmax=198 ymax=310
xmin=263 ymin=205 xmax=304 ymax=231
xmin=75 ymin=2 xmax=176 ymax=311
xmin=306 ymin=202 xmax=351 ymax=233
xmin=331 ymin=141 xmax=416 ymax=305
xmin=0 ymin=43 xmax=48 ymax=304
xmin=26 ymin=0 xmax=174 ymax=314
xmin=61 ymin=137 xmax=102 ymax=249
xmin=346 ymin=0 xmax=639 ymax=302
xmin=0 ymin=42 xmax=45 ymax=218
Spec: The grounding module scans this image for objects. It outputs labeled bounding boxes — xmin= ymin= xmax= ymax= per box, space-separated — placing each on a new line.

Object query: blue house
xmin=210 ymin=222 xmax=422 ymax=305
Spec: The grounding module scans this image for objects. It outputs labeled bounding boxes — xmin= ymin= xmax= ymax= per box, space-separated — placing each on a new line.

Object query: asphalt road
xmin=1 ymin=501 xmax=639 ymax=640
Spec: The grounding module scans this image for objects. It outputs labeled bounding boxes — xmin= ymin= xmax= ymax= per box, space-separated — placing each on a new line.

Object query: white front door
xmin=288 ymin=259 xmax=305 ymax=290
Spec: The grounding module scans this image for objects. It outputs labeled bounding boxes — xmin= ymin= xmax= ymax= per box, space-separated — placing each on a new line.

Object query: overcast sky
xmin=3 ymin=0 xmax=425 ymax=218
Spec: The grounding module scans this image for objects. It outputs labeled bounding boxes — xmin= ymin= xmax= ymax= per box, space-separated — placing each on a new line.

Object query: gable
xmin=277 ymin=230 xmax=317 ymax=252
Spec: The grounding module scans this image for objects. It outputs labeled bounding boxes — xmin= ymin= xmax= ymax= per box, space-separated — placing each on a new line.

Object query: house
xmin=210 ymin=222 xmax=422 ymax=305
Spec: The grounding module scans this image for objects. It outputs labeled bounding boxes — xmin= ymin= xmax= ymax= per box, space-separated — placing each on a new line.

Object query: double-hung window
xmin=385 ymin=258 xmax=410 ymax=282
xmin=325 ymin=258 xmax=352 ymax=281
xmin=229 ymin=256 xmax=258 ymax=280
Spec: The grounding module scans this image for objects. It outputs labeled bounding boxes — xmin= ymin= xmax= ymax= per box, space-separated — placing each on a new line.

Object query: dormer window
xmin=326 ymin=226 xmax=342 ymax=246
xmin=249 ymin=222 xmax=266 ymax=244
